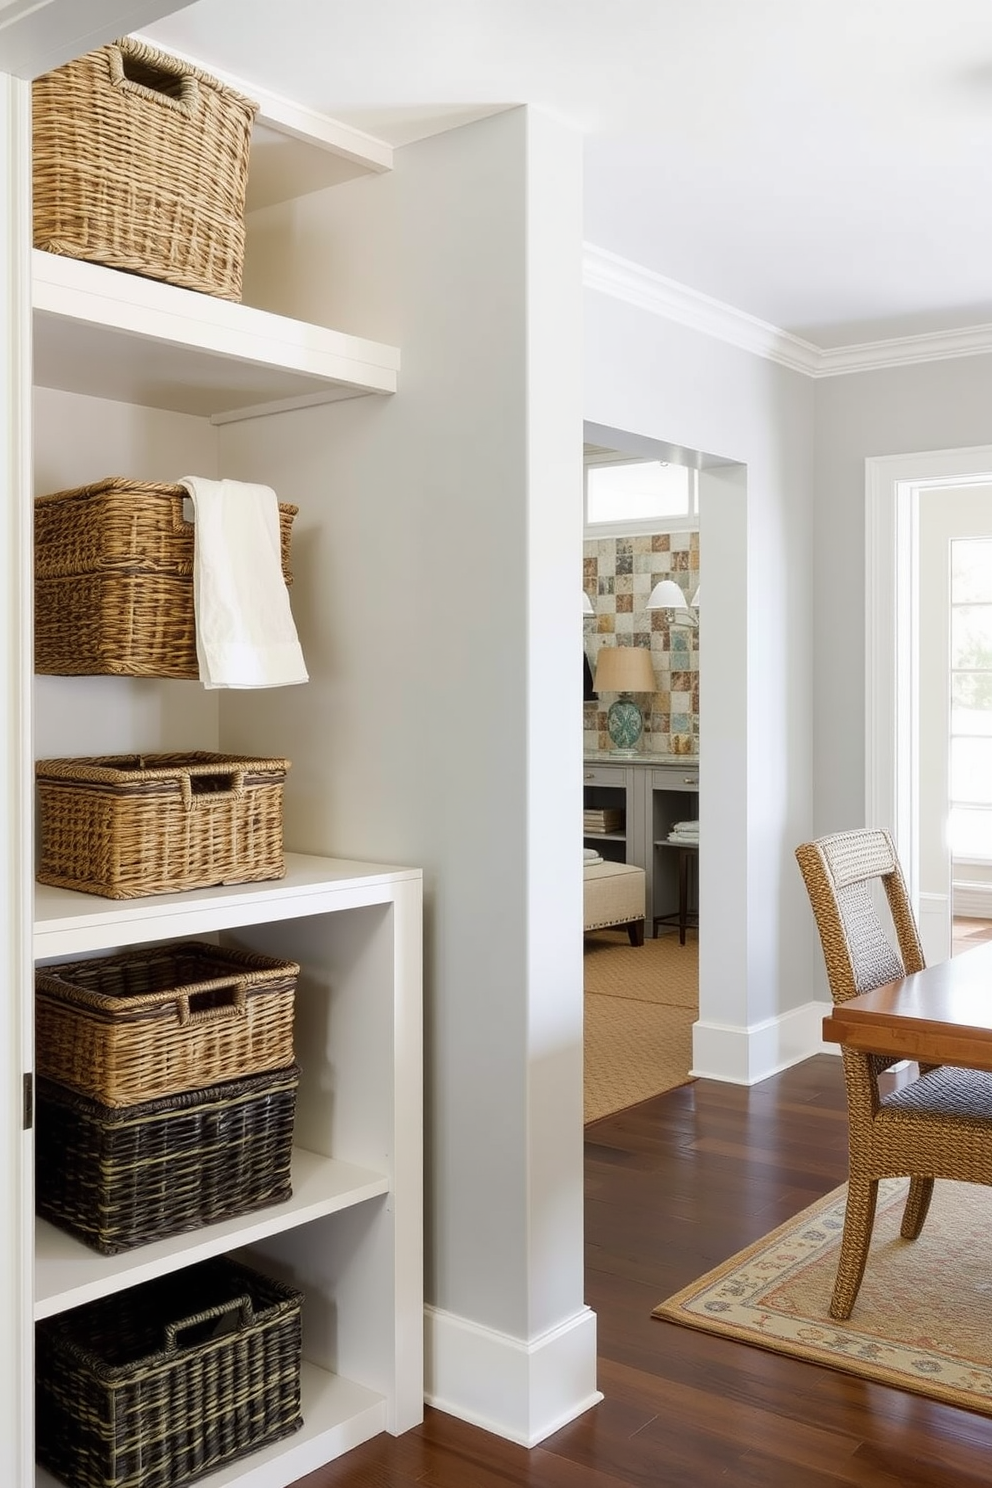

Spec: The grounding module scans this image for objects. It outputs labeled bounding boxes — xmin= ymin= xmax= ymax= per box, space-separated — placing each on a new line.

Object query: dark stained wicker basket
xmin=35 ymin=1063 xmax=299 ymax=1254
xmin=35 ymin=752 xmax=289 ymax=899
xmin=36 ymin=1256 xmax=303 ymax=1488
xmin=36 ymin=941 xmax=299 ymax=1108
xmin=32 ymin=37 xmax=258 ymax=300
xmin=34 ymin=478 xmax=297 ymax=679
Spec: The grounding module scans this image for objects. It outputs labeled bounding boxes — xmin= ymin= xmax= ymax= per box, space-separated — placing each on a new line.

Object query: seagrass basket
xmin=35 ymin=1063 xmax=299 ymax=1254
xmin=35 ymin=752 xmax=289 ymax=899
xmin=36 ymin=1256 xmax=303 ymax=1488
xmin=36 ymin=941 xmax=299 ymax=1108
xmin=32 ymin=37 xmax=258 ymax=300
xmin=34 ymin=477 xmax=297 ymax=679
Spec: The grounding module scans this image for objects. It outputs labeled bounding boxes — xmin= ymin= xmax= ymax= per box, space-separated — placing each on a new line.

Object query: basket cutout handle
xmin=165 ymin=1294 xmax=253 ymax=1353
xmin=108 ymin=38 xmax=200 ymax=116
xmin=176 ymin=976 xmax=249 ymax=1026
xmin=179 ymin=769 xmax=247 ymax=810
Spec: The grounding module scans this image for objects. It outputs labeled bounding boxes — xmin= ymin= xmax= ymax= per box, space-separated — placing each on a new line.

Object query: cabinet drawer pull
xmin=683 ymin=776 xmax=698 ymax=785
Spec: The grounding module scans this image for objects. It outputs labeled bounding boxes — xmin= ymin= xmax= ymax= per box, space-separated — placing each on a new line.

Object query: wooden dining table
xmin=822 ymin=938 xmax=992 ymax=1072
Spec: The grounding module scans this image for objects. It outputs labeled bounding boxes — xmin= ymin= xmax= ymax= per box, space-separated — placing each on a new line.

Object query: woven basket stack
xmin=33 ymin=939 xmax=305 ymax=1484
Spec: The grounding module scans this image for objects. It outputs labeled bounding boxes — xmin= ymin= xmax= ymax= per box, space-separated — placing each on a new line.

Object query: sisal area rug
xmin=584 ymin=929 xmax=697 ymax=1123
xmin=654 ymin=1177 xmax=992 ymax=1416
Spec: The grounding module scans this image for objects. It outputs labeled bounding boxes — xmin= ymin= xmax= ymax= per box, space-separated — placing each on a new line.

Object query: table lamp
xmin=593 ymin=644 xmax=657 ymax=754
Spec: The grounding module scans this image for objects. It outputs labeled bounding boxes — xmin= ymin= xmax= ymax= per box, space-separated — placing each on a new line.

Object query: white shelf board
xmin=35 ymin=1146 xmax=388 ymax=1318
xmin=32 ymin=250 xmax=400 ymax=421
xmin=36 ymin=1361 xmax=389 ymax=1488
xmin=34 ymin=851 xmax=422 ymax=959
xmin=130 ymin=32 xmax=394 ymax=210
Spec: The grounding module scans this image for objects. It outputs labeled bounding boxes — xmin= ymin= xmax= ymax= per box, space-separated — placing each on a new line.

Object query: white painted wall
xmin=217 ymin=107 xmax=597 ymax=1445
xmin=583 ymin=291 xmax=820 ymax=1080
xmin=814 ymin=356 xmax=992 ymax=841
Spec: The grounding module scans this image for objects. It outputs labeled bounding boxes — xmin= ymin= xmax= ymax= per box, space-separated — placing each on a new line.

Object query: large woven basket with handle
xmin=35 ymin=751 xmax=290 ymax=898
xmin=35 ymin=1063 xmax=299 ymax=1255
xmin=32 ymin=36 xmax=258 ymax=300
xmin=34 ymin=477 xmax=297 ymax=678
xmin=36 ymin=940 xmax=299 ymax=1108
xmin=36 ymin=1255 xmax=303 ymax=1488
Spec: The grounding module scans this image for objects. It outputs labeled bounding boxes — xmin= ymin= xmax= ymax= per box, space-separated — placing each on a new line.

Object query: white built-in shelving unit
xmin=22 ymin=41 xmax=423 ymax=1488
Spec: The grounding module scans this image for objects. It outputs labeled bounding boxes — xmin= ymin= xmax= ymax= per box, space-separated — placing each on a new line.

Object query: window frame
xmin=583 ymin=451 xmax=698 ymax=539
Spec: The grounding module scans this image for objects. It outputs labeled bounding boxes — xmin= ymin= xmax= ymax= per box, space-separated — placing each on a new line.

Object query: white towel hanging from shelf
xmin=181 ymin=475 xmax=308 ymax=689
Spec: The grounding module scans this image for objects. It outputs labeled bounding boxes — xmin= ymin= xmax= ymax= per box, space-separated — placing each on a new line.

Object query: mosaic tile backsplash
xmin=583 ymin=530 xmax=700 ymax=756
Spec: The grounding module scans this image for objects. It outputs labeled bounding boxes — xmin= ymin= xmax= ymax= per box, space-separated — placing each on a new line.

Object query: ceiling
xmin=141 ymin=0 xmax=992 ymax=352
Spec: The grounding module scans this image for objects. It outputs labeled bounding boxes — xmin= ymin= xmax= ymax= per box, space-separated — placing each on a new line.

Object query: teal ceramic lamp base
xmin=606 ymin=694 xmax=644 ymax=755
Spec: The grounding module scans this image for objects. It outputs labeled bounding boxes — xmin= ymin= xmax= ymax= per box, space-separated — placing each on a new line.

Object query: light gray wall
xmin=219 ymin=106 xmax=590 ymax=1393
xmin=813 ymin=354 xmax=992 ymax=837
xmin=584 ymin=291 xmax=817 ymax=1061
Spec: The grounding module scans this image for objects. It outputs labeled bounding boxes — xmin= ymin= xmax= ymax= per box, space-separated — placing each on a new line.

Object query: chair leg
xmin=830 ymin=1175 xmax=879 ymax=1321
xmin=900 ymin=1176 xmax=934 ymax=1240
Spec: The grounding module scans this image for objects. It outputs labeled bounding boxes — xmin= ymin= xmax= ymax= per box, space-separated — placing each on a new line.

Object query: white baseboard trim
xmin=691 ymin=1000 xmax=836 ymax=1084
xmin=424 ymin=1302 xmax=602 ymax=1447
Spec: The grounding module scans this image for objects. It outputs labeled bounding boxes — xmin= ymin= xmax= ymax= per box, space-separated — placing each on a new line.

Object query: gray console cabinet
xmin=583 ymin=757 xmax=699 ymax=937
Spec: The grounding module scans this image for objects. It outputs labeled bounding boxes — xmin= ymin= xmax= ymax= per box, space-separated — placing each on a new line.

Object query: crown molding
xmin=815 ymin=322 xmax=992 ymax=376
xmin=582 ymin=243 xmax=821 ymax=375
xmin=582 ymin=242 xmax=992 ymax=378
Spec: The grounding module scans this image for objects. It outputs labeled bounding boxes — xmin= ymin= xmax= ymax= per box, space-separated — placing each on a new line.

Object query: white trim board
xmin=424 ymin=1304 xmax=601 ymax=1448
xmin=690 ymin=1002 xmax=835 ymax=1086
xmin=582 ymin=243 xmax=992 ymax=379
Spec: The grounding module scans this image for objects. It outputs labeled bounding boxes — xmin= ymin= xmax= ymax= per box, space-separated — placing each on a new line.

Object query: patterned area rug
xmin=584 ymin=929 xmax=697 ymax=1123
xmin=654 ymin=1178 xmax=992 ymax=1415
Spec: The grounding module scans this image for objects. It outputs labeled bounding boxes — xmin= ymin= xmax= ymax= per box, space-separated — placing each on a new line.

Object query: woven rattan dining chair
xmin=796 ymin=827 xmax=992 ymax=1320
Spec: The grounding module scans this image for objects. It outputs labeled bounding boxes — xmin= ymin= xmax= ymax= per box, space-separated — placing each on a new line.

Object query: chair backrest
xmin=795 ymin=828 xmax=925 ymax=1004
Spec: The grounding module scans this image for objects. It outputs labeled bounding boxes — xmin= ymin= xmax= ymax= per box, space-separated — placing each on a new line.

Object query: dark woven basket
xmin=32 ymin=37 xmax=258 ymax=301
xmin=36 ymin=1256 xmax=303 ymax=1488
xmin=35 ymin=751 xmax=289 ymax=899
xmin=36 ymin=940 xmax=299 ymax=1108
xmin=35 ymin=1063 xmax=299 ymax=1254
xmin=34 ymin=478 xmax=297 ymax=679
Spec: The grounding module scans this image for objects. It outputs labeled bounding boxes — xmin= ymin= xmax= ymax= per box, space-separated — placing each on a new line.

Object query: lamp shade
xmin=647 ymin=579 xmax=689 ymax=610
xmin=583 ymin=590 xmax=595 ymax=615
xmin=593 ymin=645 xmax=656 ymax=694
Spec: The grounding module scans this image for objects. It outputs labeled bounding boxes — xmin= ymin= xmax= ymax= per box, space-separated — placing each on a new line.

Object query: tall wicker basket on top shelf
xmin=32 ymin=36 xmax=258 ymax=301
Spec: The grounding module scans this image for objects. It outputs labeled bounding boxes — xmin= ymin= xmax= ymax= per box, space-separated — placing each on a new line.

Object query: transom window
xmin=584 ymin=452 xmax=696 ymax=535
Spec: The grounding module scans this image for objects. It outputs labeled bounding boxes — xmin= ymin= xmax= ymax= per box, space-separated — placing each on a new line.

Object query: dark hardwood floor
xmin=296 ymin=1056 xmax=992 ymax=1487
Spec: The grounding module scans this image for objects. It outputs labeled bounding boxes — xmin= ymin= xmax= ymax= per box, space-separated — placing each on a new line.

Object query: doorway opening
xmin=581 ymin=425 xmax=700 ymax=1120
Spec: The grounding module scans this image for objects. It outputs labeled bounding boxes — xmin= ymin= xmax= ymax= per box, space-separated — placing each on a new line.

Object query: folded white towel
xmin=181 ymin=476 xmax=308 ymax=690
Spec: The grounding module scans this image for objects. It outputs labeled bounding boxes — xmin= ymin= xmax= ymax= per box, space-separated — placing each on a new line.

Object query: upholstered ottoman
xmin=583 ymin=860 xmax=646 ymax=946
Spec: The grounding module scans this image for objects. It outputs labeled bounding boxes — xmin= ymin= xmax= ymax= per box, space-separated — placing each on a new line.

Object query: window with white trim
xmin=584 ymin=449 xmax=696 ymax=535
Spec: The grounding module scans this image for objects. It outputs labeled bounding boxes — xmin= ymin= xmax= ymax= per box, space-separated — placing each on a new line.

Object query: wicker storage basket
xmin=35 ymin=477 xmax=297 ymax=679
xmin=36 ymin=1256 xmax=303 ymax=1488
xmin=36 ymin=941 xmax=299 ymax=1108
xmin=36 ymin=751 xmax=289 ymax=899
xmin=35 ymin=1063 xmax=299 ymax=1254
xmin=32 ymin=37 xmax=258 ymax=301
